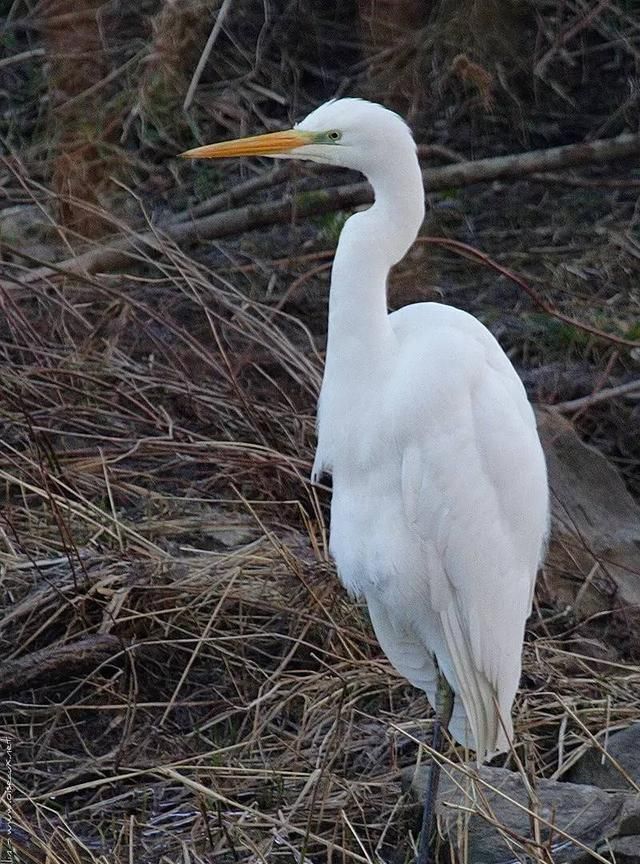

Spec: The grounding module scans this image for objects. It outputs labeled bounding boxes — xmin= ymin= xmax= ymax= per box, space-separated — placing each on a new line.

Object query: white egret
xmin=180 ymin=98 xmax=549 ymax=863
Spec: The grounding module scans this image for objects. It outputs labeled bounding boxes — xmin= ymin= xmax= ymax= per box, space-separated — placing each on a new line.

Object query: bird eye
xmin=327 ymin=130 xmax=341 ymax=141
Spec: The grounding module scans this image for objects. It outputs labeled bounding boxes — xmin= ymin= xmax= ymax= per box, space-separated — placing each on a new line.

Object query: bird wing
xmin=365 ymin=590 xmax=475 ymax=749
xmin=391 ymin=309 xmax=547 ymax=759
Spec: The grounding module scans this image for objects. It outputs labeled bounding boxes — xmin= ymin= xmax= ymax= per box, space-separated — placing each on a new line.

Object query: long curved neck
xmin=325 ymin=150 xmax=425 ymax=376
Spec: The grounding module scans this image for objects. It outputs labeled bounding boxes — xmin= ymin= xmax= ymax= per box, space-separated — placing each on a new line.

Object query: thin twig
xmin=0 ymin=47 xmax=44 ymax=69
xmin=417 ymin=236 xmax=640 ymax=350
xmin=183 ymin=0 xmax=235 ymax=112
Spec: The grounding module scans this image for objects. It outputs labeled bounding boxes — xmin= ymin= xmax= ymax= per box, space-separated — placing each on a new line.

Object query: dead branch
xmin=550 ymin=379 xmax=640 ymax=414
xmin=0 ymin=634 xmax=121 ymax=694
xmin=418 ymin=236 xmax=640 ymax=350
xmin=422 ymin=132 xmax=640 ymax=186
xmin=170 ymin=165 xmax=287 ymax=223
xmin=525 ymin=173 xmax=640 ymax=189
xmin=21 ymin=131 xmax=640 ymax=279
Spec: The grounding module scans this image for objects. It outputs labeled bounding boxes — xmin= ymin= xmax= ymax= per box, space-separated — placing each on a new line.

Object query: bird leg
xmin=416 ymin=673 xmax=454 ymax=864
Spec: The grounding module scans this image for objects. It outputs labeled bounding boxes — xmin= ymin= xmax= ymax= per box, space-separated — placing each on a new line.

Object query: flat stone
xmin=565 ymin=724 xmax=640 ymax=791
xmin=536 ymin=410 xmax=640 ymax=623
xmin=605 ymin=835 xmax=640 ymax=864
xmin=405 ymin=763 xmax=640 ymax=863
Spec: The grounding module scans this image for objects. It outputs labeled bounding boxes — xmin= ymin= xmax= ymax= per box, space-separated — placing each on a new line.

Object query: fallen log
xmin=0 ymin=634 xmax=121 ymax=694
xmin=17 ymin=131 xmax=640 ymax=280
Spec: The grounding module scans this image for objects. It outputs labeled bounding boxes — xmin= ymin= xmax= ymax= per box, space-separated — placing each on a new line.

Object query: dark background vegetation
xmin=1 ymin=1 xmax=639 ymax=861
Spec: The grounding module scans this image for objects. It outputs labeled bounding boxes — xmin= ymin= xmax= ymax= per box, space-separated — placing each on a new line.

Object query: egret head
xmin=179 ymin=98 xmax=417 ymax=177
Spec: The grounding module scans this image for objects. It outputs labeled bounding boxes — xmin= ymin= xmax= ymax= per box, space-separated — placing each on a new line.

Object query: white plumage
xmin=181 ymin=98 xmax=550 ymax=763
xmin=302 ymin=100 xmax=549 ymax=760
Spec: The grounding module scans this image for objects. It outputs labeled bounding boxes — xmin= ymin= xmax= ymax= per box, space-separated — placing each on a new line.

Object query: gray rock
xmin=565 ymin=725 xmax=640 ymax=792
xmin=405 ymin=764 xmax=640 ymax=863
xmin=606 ymin=835 xmax=640 ymax=863
xmin=536 ymin=410 xmax=640 ymax=623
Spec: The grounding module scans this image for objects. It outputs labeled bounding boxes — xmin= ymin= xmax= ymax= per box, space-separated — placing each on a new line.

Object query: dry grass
xmin=1 ymin=187 xmax=639 ymax=862
xmin=2 ymin=1 xmax=640 ymax=862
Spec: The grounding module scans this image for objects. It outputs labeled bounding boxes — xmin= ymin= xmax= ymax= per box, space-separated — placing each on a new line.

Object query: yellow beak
xmin=179 ymin=129 xmax=314 ymax=160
